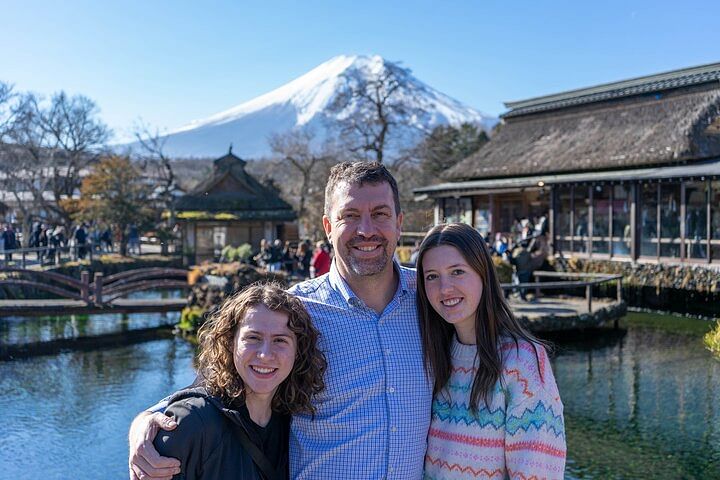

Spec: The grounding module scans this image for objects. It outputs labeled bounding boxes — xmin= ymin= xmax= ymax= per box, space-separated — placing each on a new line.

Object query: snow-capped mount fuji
xmin=135 ymin=55 xmax=496 ymax=159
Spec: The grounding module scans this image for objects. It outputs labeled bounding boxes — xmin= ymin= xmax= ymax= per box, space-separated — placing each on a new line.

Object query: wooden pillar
xmin=708 ymin=180 xmax=712 ymax=264
xmin=570 ymin=186 xmax=575 ymax=253
xmin=94 ymin=272 xmax=104 ymax=306
xmin=680 ymin=181 xmax=686 ymax=262
xmin=550 ymin=186 xmax=557 ymax=255
xmin=608 ymin=185 xmax=614 ymax=258
xmin=489 ymin=194 xmax=495 ymax=233
xmin=585 ymin=283 xmax=593 ymax=313
xmin=631 ymin=183 xmax=638 ymax=261
xmin=434 ymin=199 xmax=442 ymax=226
xmin=588 ymin=185 xmax=594 ymax=257
xmin=656 ymin=184 xmax=662 ymax=259
xmin=80 ymin=271 xmax=90 ymax=303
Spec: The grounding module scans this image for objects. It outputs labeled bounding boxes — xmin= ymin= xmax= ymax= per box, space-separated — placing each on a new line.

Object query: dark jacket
xmin=154 ymin=387 xmax=289 ymax=480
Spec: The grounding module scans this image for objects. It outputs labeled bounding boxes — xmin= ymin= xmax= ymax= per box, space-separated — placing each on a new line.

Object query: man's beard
xmin=346 ymin=236 xmax=391 ymax=276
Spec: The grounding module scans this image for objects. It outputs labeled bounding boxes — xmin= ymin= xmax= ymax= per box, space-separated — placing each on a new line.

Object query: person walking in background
xmin=101 ymin=226 xmax=113 ymax=252
xmin=253 ymin=239 xmax=272 ymax=269
xmin=128 ymin=224 xmax=140 ymax=255
xmin=74 ymin=223 xmax=88 ymax=260
xmin=281 ymin=240 xmax=295 ymax=273
xmin=309 ymin=240 xmax=330 ymax=278
xmin=416 ymin=223 xmax=565 ymax=479
xmin=2 ymin=224 xmax=17 ymax=261
xmin=294 ymin=241 xmax=312 ymax=279
xmin=268 ymin=239 xmax=283 ymax=272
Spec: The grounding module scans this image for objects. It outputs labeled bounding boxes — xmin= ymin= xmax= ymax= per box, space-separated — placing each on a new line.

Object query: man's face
xmin=323 ymin=181 xmax=402 ymax=279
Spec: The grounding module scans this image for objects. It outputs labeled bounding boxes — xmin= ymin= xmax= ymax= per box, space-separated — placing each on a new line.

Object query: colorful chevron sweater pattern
xmin=423 ymin=337 xmax=566 ymax=479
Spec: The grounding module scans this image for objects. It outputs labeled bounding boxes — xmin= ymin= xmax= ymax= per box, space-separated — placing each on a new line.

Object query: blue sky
xmin=2 ymin=0 xmax=718 ymax=141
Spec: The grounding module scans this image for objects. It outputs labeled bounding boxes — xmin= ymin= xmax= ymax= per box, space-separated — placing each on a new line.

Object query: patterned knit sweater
xmin=424 ymin=337 xmax=566 ymax=480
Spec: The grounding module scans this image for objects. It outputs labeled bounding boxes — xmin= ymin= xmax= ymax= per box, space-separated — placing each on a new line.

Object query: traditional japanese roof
xmin=444 ymin=63 xmax=720 ymax=182
xmin=174 ymin=148 xmax=296 ymax=221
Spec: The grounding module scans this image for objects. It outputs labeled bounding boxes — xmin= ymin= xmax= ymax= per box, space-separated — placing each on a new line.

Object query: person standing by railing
xmin=74 ymin=223 xmax=88 ymax=260
xmin=2 ymin=224 xmax=17 ymax=262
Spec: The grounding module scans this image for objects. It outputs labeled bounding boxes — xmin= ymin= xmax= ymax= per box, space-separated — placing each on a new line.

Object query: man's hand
xmin=128 ymin=411 xmax=181 ymax=480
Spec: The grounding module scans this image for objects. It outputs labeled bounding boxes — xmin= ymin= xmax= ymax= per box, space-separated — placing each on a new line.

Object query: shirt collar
xmin=328 ymin=259 xmax=409 ymax=307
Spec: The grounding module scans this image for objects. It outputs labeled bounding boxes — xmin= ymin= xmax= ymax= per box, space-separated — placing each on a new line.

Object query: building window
xmin=592 ymin=185 xmax=610 ymax=255
xmin=571 ymin=186 xmax=589 ymax=254
xmin=684 ymin=181 xmax=708 ymax=260
xmin=640 ymin=183 xmax=658 ymax=257
xmin=611 ymin=185 xmax=632 ymax=256
xmin=711 ymin=181 xmax=720 ymax=261
xmin=473 ymin=196 xmax=490 ymax=238
xmin=555 ymin=186 xmax=573 ymax=253
xmin=443 ymin=197 xmax=472 ymax=225
xmin=659 ymin=183 xmax=681 ymax=258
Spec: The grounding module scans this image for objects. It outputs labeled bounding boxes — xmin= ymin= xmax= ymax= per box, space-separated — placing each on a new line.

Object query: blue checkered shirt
xmin=288 ymin=261 xmax=432 ymax=479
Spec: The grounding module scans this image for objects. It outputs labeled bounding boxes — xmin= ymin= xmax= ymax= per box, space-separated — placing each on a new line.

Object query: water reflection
xmin=550 ymin=314 xmax=720 ymax=479
xmin=0 ymin=311 xmax=718 ymax=479
xmin=0 ymin=290 xmax=183 ymax=346
xmin=0 ymin=338 xmax=196 ymax=480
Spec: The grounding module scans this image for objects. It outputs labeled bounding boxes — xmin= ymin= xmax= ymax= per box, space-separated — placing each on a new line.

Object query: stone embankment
xmin=179 ymin=262 xmax=287 ymax=337
xmin=560 ymin=257 xmax=719 ymax=293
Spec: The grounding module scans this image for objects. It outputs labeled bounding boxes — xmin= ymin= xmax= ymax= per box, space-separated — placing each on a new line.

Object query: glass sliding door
xmin=555 ymin=186 xmax=573 ymax=253
xmin=712 ymin=181 xmax=720 ymax=261
xmin=473 ymin=196 xmax=490 ymax=238
xmin=684 ymin=181 xmax=708 ymax=260
xmin=640 ymin=183 xmax=658 ymax=258
xmin=612 ymin=184 xmax=632 ymax=256
xmin=659 ymin=183 xmax=681 ymax=258
xmin=592 ymin=185 xmax=610 ymax=254
xmin=572 ymin=186 xmax=589 ymax=254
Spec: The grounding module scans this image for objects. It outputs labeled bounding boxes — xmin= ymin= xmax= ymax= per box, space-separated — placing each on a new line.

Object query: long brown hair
xmin=196 ymin=282 xmax=326 ymax=415
xmin=416 ymin=223 xmax=546 ymax=410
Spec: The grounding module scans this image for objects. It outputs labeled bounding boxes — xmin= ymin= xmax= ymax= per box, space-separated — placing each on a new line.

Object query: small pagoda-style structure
xmin=174 ymin=148 xmax=296 ymax=263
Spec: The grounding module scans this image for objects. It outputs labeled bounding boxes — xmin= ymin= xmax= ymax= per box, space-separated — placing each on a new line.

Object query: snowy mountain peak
xmin=140 ymin=55 xmax=497 ymax=158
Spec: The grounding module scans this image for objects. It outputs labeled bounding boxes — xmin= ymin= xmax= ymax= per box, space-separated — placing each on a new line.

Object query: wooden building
xmin=415 ymin=62 xmax=720 ymax=264
xmin=175 ymin=149 xmax=296 ymax=262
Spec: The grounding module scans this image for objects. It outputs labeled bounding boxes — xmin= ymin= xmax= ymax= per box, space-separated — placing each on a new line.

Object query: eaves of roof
xmin=414 ymin=158 xmax=720 ymax=199
xmin=503 ymin=62 xmax=720 ymax=118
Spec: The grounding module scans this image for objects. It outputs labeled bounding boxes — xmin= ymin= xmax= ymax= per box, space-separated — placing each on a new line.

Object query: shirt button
xmin=387 ymin=387 xmax=395 ymax=393
xmin=389 ymin=466 xmax=395 ymax=473
xmin=385 ymin=348 xmax=391 ymax=355
xmin=390 ymin=426 xmax=397 ymax=432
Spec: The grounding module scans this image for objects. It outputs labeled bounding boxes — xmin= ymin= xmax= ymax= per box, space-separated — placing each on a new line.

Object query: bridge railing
xmin=500 ymin=271 xmax=623 ymax=313
xmin=0 ymin=267 xmax=190 ymax=306
xmin=0 ymin=243 xmax=112 ymax=268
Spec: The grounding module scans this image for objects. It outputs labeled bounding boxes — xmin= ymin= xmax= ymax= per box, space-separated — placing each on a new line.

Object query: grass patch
xmin=621 ymin=311 xmax=715 ymax=337
xmin=703 ymin=320 xmax=720 ymax=359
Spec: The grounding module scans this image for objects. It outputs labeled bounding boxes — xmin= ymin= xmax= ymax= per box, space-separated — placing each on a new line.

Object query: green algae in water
xmin=621 ymin=311 xmax=716 ymax=336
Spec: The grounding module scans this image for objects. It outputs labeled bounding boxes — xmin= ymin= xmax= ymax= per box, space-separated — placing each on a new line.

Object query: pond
xmin=552 ymin=312 xmax=720 ymax=479
xmin=0 ymin=310 xmax=717 ymax=479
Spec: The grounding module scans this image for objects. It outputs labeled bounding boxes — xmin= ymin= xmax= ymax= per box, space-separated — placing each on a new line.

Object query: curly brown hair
xmin=196 ymin=281 xmax=326 ymax=415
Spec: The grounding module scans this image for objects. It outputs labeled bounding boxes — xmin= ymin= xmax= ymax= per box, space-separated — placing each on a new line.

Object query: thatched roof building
xmin=415 ymin=62 xmax=720 ymax=265
xmin=175 ymin=149 xmax=295 ymax=221
xmin=175 ymin=149 xmax=296 ymax=263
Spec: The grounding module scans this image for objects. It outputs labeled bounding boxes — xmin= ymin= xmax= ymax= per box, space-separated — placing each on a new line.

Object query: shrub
xmin=492 ymin=256 xmax=513 ymax=284
xmin=219 ymin=243 xmax=253 ymax=263
xmin=235 ymin=243 xmax=253 ymax=261
xmin=177 ymin=306 xmax=205 ymax=336
xmin=704 ymin=320 xmax=720 ymax=359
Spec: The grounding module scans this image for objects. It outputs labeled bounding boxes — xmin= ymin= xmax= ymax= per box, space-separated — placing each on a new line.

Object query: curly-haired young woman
xmin=153 ymin=282 xmax=327 ymax=480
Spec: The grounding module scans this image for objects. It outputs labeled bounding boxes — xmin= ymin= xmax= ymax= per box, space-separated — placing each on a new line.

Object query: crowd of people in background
xmin=404 ymin=213 xmax=551 ymax=301
xmin=0 ymin=221 xmax=118 ymax=265
xmin=252 ymin=238 xmax=332 ymax=280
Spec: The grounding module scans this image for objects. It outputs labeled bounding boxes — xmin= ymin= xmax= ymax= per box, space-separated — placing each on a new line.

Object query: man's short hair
xmin=324 ymin=161 xmax=401 ymax=217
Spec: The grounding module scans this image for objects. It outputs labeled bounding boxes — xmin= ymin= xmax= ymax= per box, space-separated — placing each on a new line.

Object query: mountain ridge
xmin=128 ymin=55 xmax=497 ymax=159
